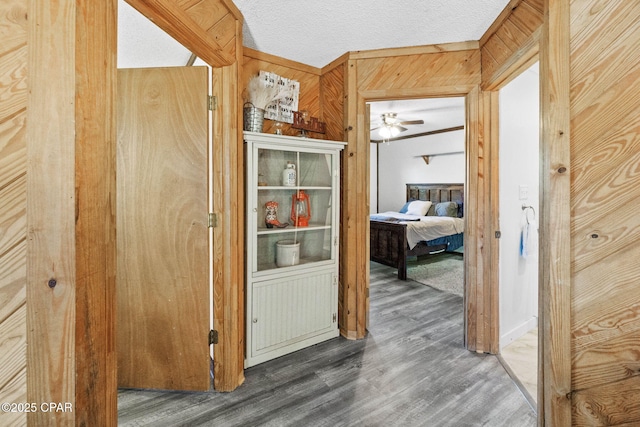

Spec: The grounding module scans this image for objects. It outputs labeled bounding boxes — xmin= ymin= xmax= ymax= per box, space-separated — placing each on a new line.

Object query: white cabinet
xmin=244 ymin=132 xmax=345 ymax=367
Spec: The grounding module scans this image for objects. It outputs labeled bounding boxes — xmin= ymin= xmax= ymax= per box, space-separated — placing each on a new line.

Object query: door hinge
xmin=208 ymin=212 xmax=217 ymax=228
xmin=332 ymin=313 xmax=336 ymax=323
xmin=208 ymin=95 xmax=217 ymax=111
xmin=209 ymin=329 xmax=218 ymax=345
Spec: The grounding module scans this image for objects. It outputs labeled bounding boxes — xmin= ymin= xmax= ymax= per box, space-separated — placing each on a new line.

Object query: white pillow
xmin=405 ymin=200 xmax=432 ymax=216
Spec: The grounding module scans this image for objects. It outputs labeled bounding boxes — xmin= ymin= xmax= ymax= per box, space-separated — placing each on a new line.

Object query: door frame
xmin=357 ymin=84 xmax=497 ymax=353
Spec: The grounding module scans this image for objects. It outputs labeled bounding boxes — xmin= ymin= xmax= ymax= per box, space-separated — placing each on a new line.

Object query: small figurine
xmin=265 ymin=201 xmax=289 ymax=228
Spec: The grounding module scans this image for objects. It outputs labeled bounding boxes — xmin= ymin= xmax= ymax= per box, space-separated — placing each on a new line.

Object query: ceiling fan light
xmin=389 ymin=126 xmax=400 ymax=137
xmin=379 ymin=126 xmax=391 ymax=139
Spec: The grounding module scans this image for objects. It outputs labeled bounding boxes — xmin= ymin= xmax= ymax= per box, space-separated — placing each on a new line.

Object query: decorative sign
xmin=292 ymin=111 xmax=326 ymax=134
xmin=259 ymin=71 xmax=300 ymax=124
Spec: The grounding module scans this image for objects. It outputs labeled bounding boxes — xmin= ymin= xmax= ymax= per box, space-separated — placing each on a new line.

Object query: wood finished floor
xmin=118 ymin=262 xmax=536 ymax=426
xmin=500 ymin=327 xmax=538 ymax=406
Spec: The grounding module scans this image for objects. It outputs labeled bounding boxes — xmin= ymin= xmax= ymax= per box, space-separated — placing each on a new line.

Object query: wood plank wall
xmin=7 ymin=0 xmax=638 ymax=422
xmin=569 ymin=1 xmax=640 ymax=425
xmin=242 ymin=48 xmax=324 ymax=138
xmin=0 ymin=1 xmax=27 ymax=426
xmin=484 ymin=0 xmax=640 ymax=423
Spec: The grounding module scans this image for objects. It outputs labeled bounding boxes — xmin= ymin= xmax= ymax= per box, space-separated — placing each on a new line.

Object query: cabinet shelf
xmin=258 ymin=186 xmax=332 ymax=191
xmin=257 ymin=224 xmax=331 ymax=235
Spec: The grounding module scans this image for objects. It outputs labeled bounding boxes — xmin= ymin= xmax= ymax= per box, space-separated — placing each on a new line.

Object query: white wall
xmin=499 ymin=63 xmax=539 ymax=348
xmin=373 ymin=131 xmax=465 ymax=213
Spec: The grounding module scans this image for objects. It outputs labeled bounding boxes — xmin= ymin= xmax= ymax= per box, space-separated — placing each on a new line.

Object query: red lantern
xmin=291 ymin=190 xmax=311 ymax=227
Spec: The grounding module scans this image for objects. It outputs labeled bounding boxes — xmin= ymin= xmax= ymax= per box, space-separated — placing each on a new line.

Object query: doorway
xmin=368 ymin=97 xmax=467 ymax=308
xmin=116 ymin=1 xmax=215 ymax=392
xmin=496 ymin=62 xmax=540 ymax=406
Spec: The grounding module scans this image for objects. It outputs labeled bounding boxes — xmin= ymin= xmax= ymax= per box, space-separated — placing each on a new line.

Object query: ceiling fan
xmin=371 ymin=112 xmax=424 ymax=140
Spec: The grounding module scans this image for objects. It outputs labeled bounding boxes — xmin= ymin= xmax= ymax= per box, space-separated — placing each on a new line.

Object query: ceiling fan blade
xmin=397 ymin=120 xmax=424 ymax=126
xmin=396 ymin=125 xmax=408 ymax=132
xmin=370 ymin=126 xmax=381 ymax=131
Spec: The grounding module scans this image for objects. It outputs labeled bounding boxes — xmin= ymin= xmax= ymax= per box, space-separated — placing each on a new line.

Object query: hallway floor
xmin=118 ymin=262 xmax=536 ymax=426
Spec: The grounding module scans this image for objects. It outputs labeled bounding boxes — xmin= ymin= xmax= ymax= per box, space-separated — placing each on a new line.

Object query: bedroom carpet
xmin=406 ymin=252 xmax=464 ymax=297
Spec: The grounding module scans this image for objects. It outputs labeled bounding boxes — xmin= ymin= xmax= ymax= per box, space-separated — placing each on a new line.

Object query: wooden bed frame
xmin=370 ymin=183 xmax=464 ymax=280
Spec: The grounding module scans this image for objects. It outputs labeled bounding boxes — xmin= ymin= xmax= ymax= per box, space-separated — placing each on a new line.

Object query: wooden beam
xmin=348 ymin=41 xmax=480 ymax=61
xmin=26 ymin=0 xmax=77 ymax=423
xmin=539 ymin=0 xmax=572 ymax=424
xmin=74 ymin=0 xmax=118 ymax=424
xmin=27 ymin=0 xmax=118 ymax=424
xmin=125 ymin=0 xmax=233 ymax=67
xmin=211 ymin=61 xmax=245 ymax=391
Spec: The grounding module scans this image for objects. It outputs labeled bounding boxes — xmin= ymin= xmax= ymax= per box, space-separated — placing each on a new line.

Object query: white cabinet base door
xmin=247 ymin=269 xmax=339 ymax=367
xmin=244 ymin=132 xmax=345 ymax=368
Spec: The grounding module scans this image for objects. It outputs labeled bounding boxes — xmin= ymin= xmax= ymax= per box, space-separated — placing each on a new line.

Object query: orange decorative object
xmin=291 ymin=190 xmax=311 ymax=227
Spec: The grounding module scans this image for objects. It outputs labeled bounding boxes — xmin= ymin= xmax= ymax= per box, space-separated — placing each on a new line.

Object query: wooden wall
xmin=0 ymin=1 xmax=27 ymax=426
xmin=242 ymin=47 xmax=324 ymax=137
xmin=5 ymin=0 xmax=639 ymax=423
xmin=484 ymin=0 xmax=640 ymax=424
xmin=569 ymin=1 xmax=640 ymax=425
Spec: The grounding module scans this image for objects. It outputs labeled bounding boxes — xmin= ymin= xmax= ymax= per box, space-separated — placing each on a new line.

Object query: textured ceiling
xmin=235 ymin=0 xmax=511 ymax=67
xmin=118 ymin=0 xmax=513 ymax=138
xmin=119 ymin=0 xmax=511 ymax=69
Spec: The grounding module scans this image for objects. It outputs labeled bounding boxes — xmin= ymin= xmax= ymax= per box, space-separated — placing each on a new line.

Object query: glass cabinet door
xmin=251 ymin=146 xmax=337 ymax=274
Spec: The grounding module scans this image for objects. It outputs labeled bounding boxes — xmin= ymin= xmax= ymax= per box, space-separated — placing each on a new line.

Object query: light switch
xmin=519 ymin=185 xmax=529 ymax=200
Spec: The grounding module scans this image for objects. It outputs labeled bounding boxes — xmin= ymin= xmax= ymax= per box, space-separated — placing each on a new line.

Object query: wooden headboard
xmin=406 ymin=183 xmax=464 ymax=217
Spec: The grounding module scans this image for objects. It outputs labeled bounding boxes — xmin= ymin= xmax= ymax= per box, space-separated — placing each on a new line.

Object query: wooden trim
xmin=481 ymin=28 xmax=540 ymax=91
xmin=348 ymin=41 xmax=480 ymax=60
xmin=321 ymin=51 xmax=349 ymax=75
xmin=485 ymin=90 xmax=501 ymax=354
xmin=74 ymin=0 xmax=118 ymax=423
xmin=339 ymin=59 xmax=359 ymax=339
xmin=219 ymin=0 xmax=243 ymax=21
xmin=464 ymin=87 xmax=479 ymax=351
xmin=539 ymin=0 xmax=572 ymax=424
xmin=125 ymin=0 xmax=233 ymax=67
xmin=480 ymin=0 xmax=524 ymax=47
xmin=211 ymin=61 xmax=245 ymax=391
xmin=243 ymin=46 xmax=322 ymax=75
xmin=360 ymin=86 xmax=478 ymax=102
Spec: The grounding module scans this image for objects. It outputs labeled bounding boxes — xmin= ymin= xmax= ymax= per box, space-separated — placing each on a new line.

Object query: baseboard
xmin=500 ymin=316 xmax=538 ymax=349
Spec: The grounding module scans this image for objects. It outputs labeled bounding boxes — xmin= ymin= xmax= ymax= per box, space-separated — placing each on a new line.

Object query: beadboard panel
xmin=569 ymin=1 xmax=640 ymax=425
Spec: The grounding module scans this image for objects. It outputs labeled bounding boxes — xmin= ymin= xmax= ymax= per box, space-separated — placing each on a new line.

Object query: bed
xmin=370 ymin=183 xmax=464 ymax=280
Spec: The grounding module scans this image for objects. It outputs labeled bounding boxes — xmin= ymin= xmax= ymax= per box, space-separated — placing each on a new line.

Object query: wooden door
xmin=116 ymin=67 xmax=210 ymax=391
